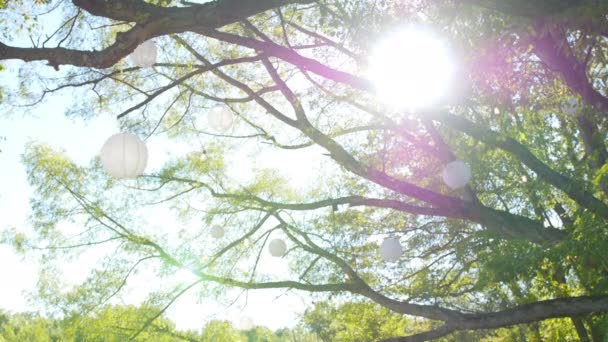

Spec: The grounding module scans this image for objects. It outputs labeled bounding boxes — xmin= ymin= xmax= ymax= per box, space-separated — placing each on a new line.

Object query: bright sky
xmin=0 ymin=55 xmax=328 ymax=331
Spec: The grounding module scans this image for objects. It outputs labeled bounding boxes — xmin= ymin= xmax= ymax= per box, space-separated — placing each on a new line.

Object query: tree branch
xmin=0 ymin=0 xmax=313 ymax=69
xmin=384 ymin=295 xmax=608 ymax=342
xmin=430 ymin=111 xmax=608 ymax=219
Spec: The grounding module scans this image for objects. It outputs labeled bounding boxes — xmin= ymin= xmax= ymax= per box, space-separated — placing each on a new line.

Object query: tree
xmin=200 ymin=320 xmax=245 ymax=342
xmin=65 ymin=304 xmax=198 ymax=342
xmin=1 ymin=0 xmax=608 ymax=341
xmin=0 ymin=311 xmax=62 ymax=342
xmin=303 ymin=301 xmax=413 ymax=342
xmin=0 ymin=305 xmax=200 ymax=342
xmin=0 ymin=306 xmax=309 ymax=342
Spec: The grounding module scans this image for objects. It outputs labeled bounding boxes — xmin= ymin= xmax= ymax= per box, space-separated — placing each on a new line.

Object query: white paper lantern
xmin=564 ymin=99 xmax=578 ymax=117
xmin=130 ymin=40 xmax=157 ymax=68
xmin=380 ymin=238 xmax=403 ymax=262
xmin=239 ymin=316 xmax=255 ymax=330
xmin=208 ymin=106 xmax=234 ymax=132
xmin=210 ymin=225 xmax=224 ymax=239
xmin=100 ymin=133 xmax=148 ymax=179
xmin=441 ymin=160 xmax=471 ymax=189
xmin=268 ymin=238 xmax=287 ymax=257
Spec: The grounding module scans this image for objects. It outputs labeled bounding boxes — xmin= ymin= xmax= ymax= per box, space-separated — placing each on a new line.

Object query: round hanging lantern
xmin=380 ymin=238 xmax=403 ymax=262
xmin=100 ymin=133 xmax=148 ymax=179
xmin=564 ymin=99 xmax=578 ymax=117
xmin=239 ymin=316 xmax=255 ymax=330
xmin=441 ymin=160 xmax=471 ymax=190
xmin=210 ymin=225 xmax=224 ymax=239
xmin=130 ymin=40 xmax=157 ymax=68
xmin=268 ymin=238 xmax=287 ymax=257
xmin=208 ymin=105 xmax=234 ymax=132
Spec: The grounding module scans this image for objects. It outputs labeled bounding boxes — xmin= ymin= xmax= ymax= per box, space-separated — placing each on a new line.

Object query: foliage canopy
xmin=1 ymin=0 xmax=608 ymax=341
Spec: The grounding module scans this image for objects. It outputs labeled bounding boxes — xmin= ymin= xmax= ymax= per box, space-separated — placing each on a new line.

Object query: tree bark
xmin=382 ymin=296 xmax=608 ymax=342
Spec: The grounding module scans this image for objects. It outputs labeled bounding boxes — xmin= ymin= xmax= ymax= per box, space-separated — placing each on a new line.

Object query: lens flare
xmin=369 ymin=28 xmax=453 ymax=109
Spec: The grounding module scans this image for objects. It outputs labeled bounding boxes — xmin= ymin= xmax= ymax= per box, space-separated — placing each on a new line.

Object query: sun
xmin=368 ymin=28 xmax=454 ymax=109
